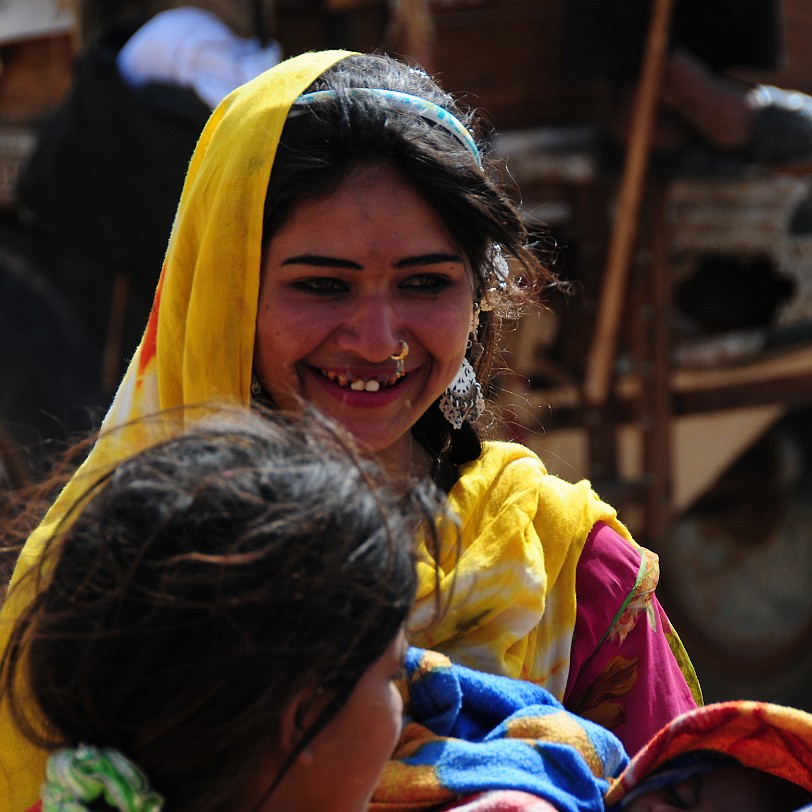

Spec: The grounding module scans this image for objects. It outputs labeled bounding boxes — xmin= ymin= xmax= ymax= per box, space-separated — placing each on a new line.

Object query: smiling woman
xmin=0 ymin=49 xmax=701 ymax=809
xmin=254 ymin=162 xmax=475 ymax=471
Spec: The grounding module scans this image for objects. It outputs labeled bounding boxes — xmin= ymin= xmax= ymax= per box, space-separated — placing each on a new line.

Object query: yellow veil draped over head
xmin=0 ymin=49 xmax=352 ymax=810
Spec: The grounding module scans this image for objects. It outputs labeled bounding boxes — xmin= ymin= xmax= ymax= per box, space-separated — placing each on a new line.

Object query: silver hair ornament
xmin=480 ymin=243 xmax=509 ymax=311
xmin=491 ymin=243 xmax=510 ymax=285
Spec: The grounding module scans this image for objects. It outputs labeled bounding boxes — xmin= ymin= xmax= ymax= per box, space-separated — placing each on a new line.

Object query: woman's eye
xmin=401 ymin=274 xmax=451 ymax=291
xmin=292 ymin=278 xmax=348 ymax=294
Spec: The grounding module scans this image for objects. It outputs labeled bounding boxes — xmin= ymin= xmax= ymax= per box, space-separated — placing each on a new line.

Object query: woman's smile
xmin=254 ymin=162 xmax=476 ymax=461
xmin=316 ymin=366 xmax=403 ymax=393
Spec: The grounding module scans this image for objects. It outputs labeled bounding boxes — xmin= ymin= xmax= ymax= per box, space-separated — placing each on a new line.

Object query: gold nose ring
xmin=390 ymin=340 xmax=409 ymax=379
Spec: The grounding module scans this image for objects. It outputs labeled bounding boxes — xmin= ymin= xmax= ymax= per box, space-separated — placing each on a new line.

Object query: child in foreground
xmin=1 ymin=408 xmax=435 ymax=812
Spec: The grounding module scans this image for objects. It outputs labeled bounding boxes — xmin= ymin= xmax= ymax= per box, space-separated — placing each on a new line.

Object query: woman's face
xmin=255 ymin=163 xmax=476 ymax=465
xmin=622 ymin=765 xmax=796 ymax=812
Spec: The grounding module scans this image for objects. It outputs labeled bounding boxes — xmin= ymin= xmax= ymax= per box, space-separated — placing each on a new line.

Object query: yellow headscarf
xmin=0 ymin=49 xmax=352 ymax=811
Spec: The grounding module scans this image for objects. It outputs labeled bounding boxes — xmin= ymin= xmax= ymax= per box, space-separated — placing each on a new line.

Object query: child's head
xmin=605 ymin=701 xmax=812 ymax=812
xmin=619 ymin=762 xmax=810 ymax=812
xmin=2 ymin=407 xmax=442 ymax=812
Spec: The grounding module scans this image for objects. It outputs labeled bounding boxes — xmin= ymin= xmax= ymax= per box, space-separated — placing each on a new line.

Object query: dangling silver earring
xmin=439 ymin=304 xmax=485 ymax=429
xmin=251 ymin=374 xmax=262 ymax=398
xmin=439 ymin=358 xmax=484 ymax=430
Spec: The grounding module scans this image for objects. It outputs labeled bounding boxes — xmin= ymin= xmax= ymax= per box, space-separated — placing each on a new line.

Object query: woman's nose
xmin=337 ymin=296 xmax=402 ymax=361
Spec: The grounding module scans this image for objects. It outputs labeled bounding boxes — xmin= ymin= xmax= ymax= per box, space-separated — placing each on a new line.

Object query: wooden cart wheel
xmin=658 ymin=419 xmax=812 ymax=681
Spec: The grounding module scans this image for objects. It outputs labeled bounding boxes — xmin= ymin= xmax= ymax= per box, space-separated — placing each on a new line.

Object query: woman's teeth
xmin=323 ymin=370 xmax=399 ymax=391
xmin=350 ymin=378 xmax=380 ymax=392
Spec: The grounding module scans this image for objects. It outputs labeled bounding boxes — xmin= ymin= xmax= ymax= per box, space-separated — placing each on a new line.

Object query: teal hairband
xmin=296 ymin=88 xmax=482 ymax=167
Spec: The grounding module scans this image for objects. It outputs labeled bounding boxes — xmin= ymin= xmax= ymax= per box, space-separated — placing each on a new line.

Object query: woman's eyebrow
xmin=281 ymin=254 xmax=362 ymax=269
xmin=395 ymin=252 xmax=463 ymax=268
xmin=280 ymin=252 xmax=463 ymax=270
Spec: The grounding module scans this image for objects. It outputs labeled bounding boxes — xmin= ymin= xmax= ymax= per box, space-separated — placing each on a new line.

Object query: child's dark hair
xmin=1 ymin=406 xmax=443 ymax=811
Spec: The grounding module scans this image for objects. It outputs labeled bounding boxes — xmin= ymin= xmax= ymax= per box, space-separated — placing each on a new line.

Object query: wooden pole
xmin=582 ymin=0 xmax=675 ymax=406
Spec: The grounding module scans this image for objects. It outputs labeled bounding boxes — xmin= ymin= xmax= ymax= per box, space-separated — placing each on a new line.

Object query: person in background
xmin=0 ymin=0 xmax=281 ymax=463
xmin=562 ymin=0 xmax=812 ymax=175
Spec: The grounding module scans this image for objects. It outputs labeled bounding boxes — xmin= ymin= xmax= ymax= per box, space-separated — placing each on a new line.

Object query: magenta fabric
xmin=564 ymin=522 xmax=698 ymax=754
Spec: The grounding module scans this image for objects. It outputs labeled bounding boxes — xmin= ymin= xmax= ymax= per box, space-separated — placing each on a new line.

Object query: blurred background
xmin=2 ymin=0 xmax=812 ymax=712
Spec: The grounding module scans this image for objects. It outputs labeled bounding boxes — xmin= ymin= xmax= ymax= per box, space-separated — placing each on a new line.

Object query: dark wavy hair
xmin=1 ymin=406 xmax=446 ymax=811
xmin=261 ymin=52 xmax=557 ymax=487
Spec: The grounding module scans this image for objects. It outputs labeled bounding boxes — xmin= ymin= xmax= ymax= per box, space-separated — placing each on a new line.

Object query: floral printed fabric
xmin=409 ymin=441 xmax=637 ymax=699
xmin=409 ymin=443 xmax=700 ymax=755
